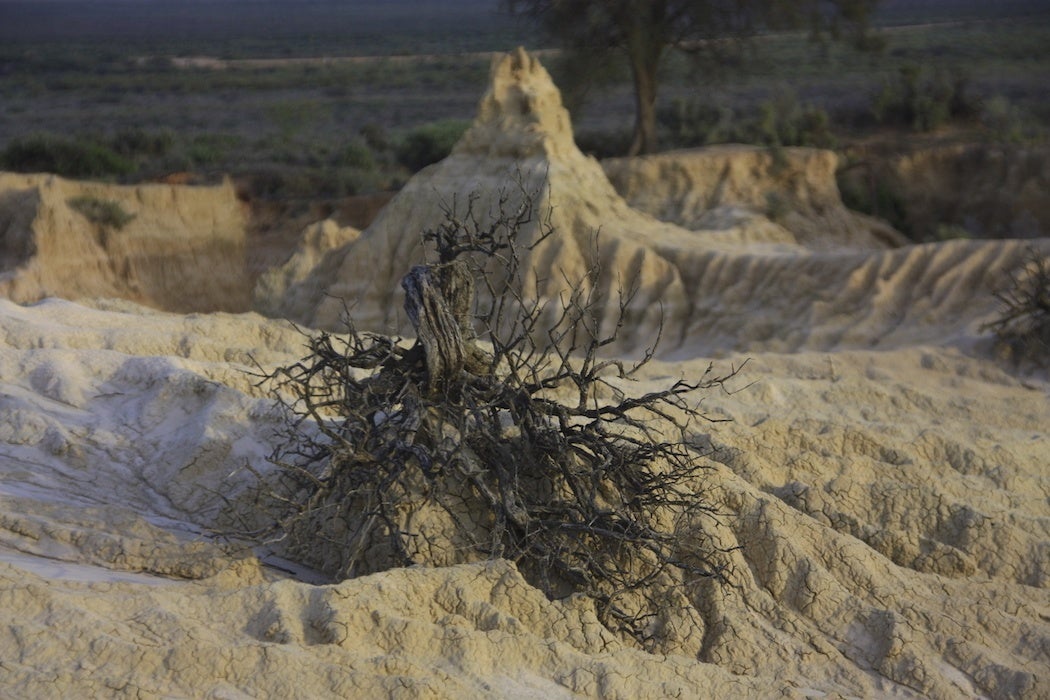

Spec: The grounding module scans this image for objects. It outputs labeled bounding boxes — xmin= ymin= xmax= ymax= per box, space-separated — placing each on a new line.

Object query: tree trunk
xmin=626 ymin=25 xmax=663 ymax=156
xmin=628 ymin=61 xmax=659 ymax=156
xmin=401 ymin=261 xmax=489 ymax=395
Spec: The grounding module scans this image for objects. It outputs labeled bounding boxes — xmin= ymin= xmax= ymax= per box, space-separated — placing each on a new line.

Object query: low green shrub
xmin=395 ymin=119 xmax=470 ymax=172
xmin=753 ymin=91 xmax=836 ymax=148
xmin=185 ymin=133 xmax=241 ymax=167
xmin=2 ymin=134 xmax=133 ymax=178
xmin=359 ymin=123 xmax=390 ymax=152
xmin=267 ymin=98 xmax=330 ymax=141
xmin=981 ymin=95 xmax=1046 ymax=145
xmin=67 ymin=196 xmax=135 ymax=229
xmin=245 ymin=164 xmax=389 ymax=200
xmin=658 ymin=99 xmax=737 ymax=148
xmin=658 ymin=90 xmax=835 ymax=150
xmin=871 ymin=63 xmax=979 ymax=132
xmin=245 ymin=167 xmax=320 ymax=200
xmin=338 ymin=139 xmax=376 ymax=170
xmin=110 ymin=128 xmax=175 ymax=158
xmin=330 ymin=166 xmax=388 ymax=197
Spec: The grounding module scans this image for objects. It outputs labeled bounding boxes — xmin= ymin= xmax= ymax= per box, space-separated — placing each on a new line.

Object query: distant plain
xmin=1 ymin=0 xmax=1048 ymax=210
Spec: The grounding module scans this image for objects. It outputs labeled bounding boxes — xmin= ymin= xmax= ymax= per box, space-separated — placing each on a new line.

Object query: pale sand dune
xmin=0 ymin=48 xmax=1048 ymax=698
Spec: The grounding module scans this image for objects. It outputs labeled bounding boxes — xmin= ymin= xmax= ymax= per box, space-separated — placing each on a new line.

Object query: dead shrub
xmin=243 ymin=182 xmax=740 ymax=647
xmin=984 ymin=247 xmax=1050 ymax=368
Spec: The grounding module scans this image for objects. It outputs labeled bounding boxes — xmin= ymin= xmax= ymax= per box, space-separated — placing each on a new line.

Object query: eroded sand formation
xmin=0 ymin=48 xmax=1048 ymax=698
xmin=602 ymin=144 xmax=908 ymax=249
xmin=0 ymin=173 xmax=251 ymax=312
xmin=258 ymin=48 xmax=1046 ymax=358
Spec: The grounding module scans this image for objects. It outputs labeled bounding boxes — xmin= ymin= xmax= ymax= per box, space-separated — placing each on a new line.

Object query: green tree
xmin=507 ymin=0 xmax=883 ymax=155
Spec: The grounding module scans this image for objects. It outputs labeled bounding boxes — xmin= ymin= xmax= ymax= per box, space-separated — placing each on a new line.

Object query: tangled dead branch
xmin=983 ymin=246 xmax=1050 ymax=368
xmin=249 ymin=181 xmax=742 ymax=646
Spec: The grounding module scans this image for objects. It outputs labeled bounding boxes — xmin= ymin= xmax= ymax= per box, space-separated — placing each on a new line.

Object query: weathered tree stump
xmin=401 ymin=261 xmax=490 ymax=395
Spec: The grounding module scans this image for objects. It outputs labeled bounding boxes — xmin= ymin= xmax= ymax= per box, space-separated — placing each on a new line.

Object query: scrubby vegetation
xmin=67 ymin=196 xmax=135 ymax=230
xmin=870 ymin=63 xmax=980 ymax=132
xmin=980 ymin=95 xmax=1046 ymax=146
xmin=245 ymin=188 xmax=739 ymax=646
xmin=659 ymin=90 xmax=836 ymax=151
xmin=395 ymin=120 xmax=471 ymax=172
xmin=2 ymin=135 xmax=133 ymax=179
xmin=0 ymin=120 xmax=465 ymax=198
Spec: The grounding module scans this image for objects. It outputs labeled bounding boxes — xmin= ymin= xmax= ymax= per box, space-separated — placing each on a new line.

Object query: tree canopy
xmin=507 ymin=0 xmax=884 ymax=155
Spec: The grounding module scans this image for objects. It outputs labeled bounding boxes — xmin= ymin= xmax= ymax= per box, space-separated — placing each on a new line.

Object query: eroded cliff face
xmin=602 ymin=144 xmax=908 ymax=249
xmin=0 ymin=173 xmax=250 ymax=312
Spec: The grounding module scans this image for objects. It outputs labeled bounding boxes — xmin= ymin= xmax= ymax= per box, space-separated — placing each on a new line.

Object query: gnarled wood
xmin=402 ymin=261 xmax=489 ymax=394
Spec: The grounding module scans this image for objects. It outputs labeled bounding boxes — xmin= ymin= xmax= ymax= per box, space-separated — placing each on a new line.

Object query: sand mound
xmin=0 ymin=297 xmax=1047 ymax=698
xmin=257 ymin=48 xmax=697 ymax=351
xmin=0 ymin=173 xmax=250 ymax=312
xmin=252 ymin=218 xmax=361 ymax=318
xmin=265 ymin=48 xmax=909 ymax=350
